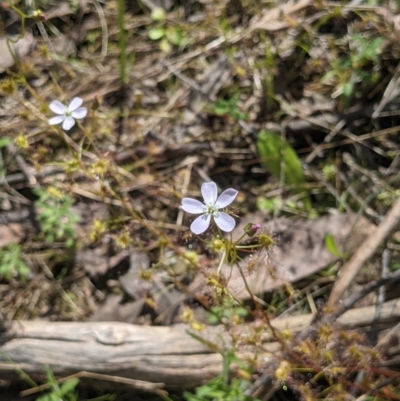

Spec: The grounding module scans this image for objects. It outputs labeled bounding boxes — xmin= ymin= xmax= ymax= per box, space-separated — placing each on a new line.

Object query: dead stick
xmin=20 ymin=371 xmax=166 ymax=397
xmin=328 ymin=196 xmax=400 ymax=308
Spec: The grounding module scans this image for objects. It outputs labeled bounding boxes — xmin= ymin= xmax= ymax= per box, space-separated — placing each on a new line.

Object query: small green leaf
xmin=60 ymin=378 xmax=79 ymax=396
xmin=212 ymin=100 xmax=230 ymax=115
xmin=257 ymin=130 xmax=311 ymax=210
xmin=159 ymin=37 xmax=172 ymax=53
xmin=342 ymin=81 xmax=354 ymax=97
xmin=166 ymin=27 xmax=184 ymax=46
xmin=0 ymin=137 xmax=11 ymax=148
xmin=148 ymin=27 xmax=166 ymax=40
xmin=0 ymin=243 xmax=30 ymax=280
xmin=151 ymin=7 xmax=165 ymax=22
xmin=256 ymin=196 xmax=282 ymax=212
xmin=183 ymin=391 xmax=204 ymax=401
xmin=325 ymin=233 xmax=342 ymax=257
xmin=35 ymin=394 xmax=55 ymax=401
xmin=45 ymin=365 xmax=57 ymax=386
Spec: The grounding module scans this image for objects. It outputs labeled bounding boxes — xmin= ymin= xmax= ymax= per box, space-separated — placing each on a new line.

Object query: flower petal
xmin=68 ymin=97 xmax=83 ymax=112
xmin=214 ymin=212 xmax=236 ymax=232
xmin=62 ymin=116 xmax=76 ymax=131
xmin=71 ymin=107 xmax=87 ymax=119
xmin=201 ymin=181 xmax=218 ymax=205
xmin=48 ymin=116 xmax=65 ymax=125
xmin=215 ymin=188 xmax=238 ymax=209
xmin=181 ymin=198 xmax=205 ymax=214
xmin=190 ymin=214 xmax=211 ymax=235
xmin=49 ymin=100 xmax=67 ymax=115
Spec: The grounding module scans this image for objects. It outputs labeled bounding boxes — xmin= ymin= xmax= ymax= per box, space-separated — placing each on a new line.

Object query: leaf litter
xmin=1 ymin=0 xmax=400 ymax=398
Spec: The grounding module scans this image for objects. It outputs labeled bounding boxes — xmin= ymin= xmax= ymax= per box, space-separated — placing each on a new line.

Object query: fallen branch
xmin=1 ymin=298 xmax=400 ymax=390
xmin=328 ymin=196 xmax=400 ymax=307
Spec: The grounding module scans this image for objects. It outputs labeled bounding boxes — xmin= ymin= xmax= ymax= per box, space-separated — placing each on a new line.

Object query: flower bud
xmin=244 ymin=223 xmax=261 ymax=237
xmin=212 ymin=238 xmax=224 ymax=252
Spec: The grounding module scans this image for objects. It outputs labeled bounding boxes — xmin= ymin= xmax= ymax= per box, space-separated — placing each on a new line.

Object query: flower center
xmin=205 ymin=204 xmax=219 ymax=216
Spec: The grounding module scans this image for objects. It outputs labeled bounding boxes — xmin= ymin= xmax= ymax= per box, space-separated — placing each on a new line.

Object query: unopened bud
xmin=91 ymin=94 xmax=100 ymax=110
xmin=212 ymin=238 xmax=224 ymax=252
xmin=244 ymin=223 xmax=261 ymax=237
xmin=32 ymin=9 xmax=46 ymax=20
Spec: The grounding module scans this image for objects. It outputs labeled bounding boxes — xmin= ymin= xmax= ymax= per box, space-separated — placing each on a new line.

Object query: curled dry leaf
xmin=0 ymin=33 xmax=35 ymax=73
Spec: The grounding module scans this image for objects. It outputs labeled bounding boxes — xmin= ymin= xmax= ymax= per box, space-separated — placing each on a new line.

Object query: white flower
xmin=48 ymin=97 xmax=87 ymax=131
xmin=181 ymin=181 xmax=238 ymax=235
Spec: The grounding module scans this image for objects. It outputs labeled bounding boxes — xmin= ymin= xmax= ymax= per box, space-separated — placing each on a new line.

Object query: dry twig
xmin=328 ymin=196 xmax=400 ymax=307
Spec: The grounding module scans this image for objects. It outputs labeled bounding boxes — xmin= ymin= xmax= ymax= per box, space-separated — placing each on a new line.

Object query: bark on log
xmin=1 ymin=298 xmax=399 ymax=390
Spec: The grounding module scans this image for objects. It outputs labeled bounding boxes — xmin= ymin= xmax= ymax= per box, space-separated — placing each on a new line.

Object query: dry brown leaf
xmin=88 ymin=295 xmax=145 ymax=323
xmin=0 ymin=223 xmax=25 ymax=247
xmin=224 ymin=213 xmax=374 ymax=299
xmin=249 ymin=0 xmax=311 ymax=32
xmin=141 ymin=0 xmax=174 ymax=11
xmin=76 ymin=247 xmax=130 ymax=279
xmin=0 ymin=34 xmax=35 ymax=73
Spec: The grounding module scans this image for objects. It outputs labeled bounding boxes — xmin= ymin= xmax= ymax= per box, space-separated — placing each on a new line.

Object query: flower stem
xmin=233 ymin=231 xmax=247 ymax=245
xmin=217 ymin=247 xmax=226 ymax=275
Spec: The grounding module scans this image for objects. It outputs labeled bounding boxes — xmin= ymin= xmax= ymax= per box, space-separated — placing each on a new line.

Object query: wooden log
xmin=0 ymin=322 xmax=227 ymax=390
xmin=1 ymin=298 xmax=399 ymax=390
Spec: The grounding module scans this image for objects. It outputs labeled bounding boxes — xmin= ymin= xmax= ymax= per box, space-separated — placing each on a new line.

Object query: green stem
xmin=235 ymin=244 xmax=262 ymax=249
xmin=117 ymin=0 xmax=127 ymax=84
xmin=233 ymin=231 xmax=247 ymax=245
xmin=217 ymin=247 xmax=226 ymax=275
xmin=7 ymin=2 xmax=28 ymax=38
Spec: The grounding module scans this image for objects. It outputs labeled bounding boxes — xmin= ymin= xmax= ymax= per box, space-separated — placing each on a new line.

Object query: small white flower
xmin=181 ymin=181 xmax=238 ymax=235
xmin=48 ymin=97 xmax=87 ymax=131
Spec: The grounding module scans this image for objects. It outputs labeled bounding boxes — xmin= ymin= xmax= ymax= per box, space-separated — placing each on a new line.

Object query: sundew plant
xmin=181 ymin=181 xmax=273 ymax=275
